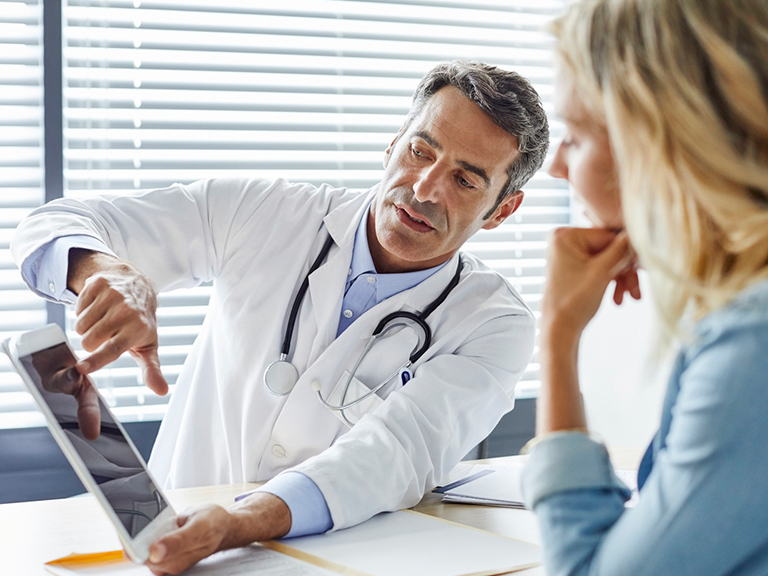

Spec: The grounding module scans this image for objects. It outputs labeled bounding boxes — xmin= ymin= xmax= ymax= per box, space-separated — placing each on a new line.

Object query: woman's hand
xmin=541 ymin=227 xmax=640 ymax=340
xmin=536 ymin=227 xmax=640 ymax=435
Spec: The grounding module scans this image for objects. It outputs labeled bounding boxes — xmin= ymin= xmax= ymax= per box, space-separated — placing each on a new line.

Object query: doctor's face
xmin=368 ymin=86 xmax=523 ymax=273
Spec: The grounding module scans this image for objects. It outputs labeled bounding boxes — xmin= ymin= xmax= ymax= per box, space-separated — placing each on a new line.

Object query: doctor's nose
xmin=412 ymin=166 xmax=443 ymax=204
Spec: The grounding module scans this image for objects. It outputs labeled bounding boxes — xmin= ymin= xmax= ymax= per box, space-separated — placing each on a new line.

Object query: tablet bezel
xmin=3 ymin=323 xmax=177 ymax=564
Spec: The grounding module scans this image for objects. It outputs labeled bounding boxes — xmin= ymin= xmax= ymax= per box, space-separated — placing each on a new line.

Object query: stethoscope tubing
xmin=281 ymin=234 xmax=335 ymax=356
xmin=315 ymin=322 xmax=419 ymax=412
xmin=269 ymin=228 xmax=464 ymax=424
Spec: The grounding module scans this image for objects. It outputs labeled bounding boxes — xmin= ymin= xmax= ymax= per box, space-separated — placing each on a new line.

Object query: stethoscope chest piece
xmin=264 ymin=358 xmax=299 ymax=396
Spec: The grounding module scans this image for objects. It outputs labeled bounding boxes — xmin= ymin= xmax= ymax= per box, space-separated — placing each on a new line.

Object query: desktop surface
xmin=0 ymin=451 xmax=642 ymax=576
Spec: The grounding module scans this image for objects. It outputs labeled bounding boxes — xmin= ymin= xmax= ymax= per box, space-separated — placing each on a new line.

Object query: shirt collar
xmin=348 ymin=204 xmax=447 ymax=303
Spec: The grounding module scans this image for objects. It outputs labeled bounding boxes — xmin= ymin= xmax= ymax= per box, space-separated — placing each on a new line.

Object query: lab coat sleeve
xmin=291 ymin=309 xmax=536 ymax=530
xmin=11 ymin=178 xmax=307 ymax=295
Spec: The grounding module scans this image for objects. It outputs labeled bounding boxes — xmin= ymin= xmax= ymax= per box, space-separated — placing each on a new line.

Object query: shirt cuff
xmin=24 ymin=235 xmax=115 ymax=304
xmin=240 ymin=472 xmax=333 ymax=538
xmin=521 ymin=431 xmax=631 ymax=510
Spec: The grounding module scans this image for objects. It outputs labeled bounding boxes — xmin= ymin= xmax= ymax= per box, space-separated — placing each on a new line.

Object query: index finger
xmin=549 ymin=226 xmax=620 ymax=259
xmin=76 ymin=335 xmax=129 ymax=375
xmin=578 ymin=227 xmax=624 ymax=256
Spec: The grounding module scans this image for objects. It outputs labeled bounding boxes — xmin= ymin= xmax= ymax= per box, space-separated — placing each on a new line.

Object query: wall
xmin=578 ymin=273 xmax=668 ymax=451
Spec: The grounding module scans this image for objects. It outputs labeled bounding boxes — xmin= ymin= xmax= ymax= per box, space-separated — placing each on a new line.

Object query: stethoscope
xmin=263 ymin=232 xmax=463 ymax=425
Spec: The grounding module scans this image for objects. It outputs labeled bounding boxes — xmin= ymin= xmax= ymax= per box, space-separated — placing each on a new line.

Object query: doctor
xmin=12 ymin=60 xmax=549 ymax=574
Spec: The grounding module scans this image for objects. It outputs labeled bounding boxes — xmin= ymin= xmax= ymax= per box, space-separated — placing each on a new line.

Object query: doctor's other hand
xmin=67 ymin=249 xmax=168 ymax=397
xmin=541 ymin=227 xmax=640 ymax=340
xmin=145 ymin=493 xmax=292 ymax=575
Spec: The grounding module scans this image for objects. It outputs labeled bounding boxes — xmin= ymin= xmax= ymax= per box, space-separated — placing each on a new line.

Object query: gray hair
xmin=403 ymin=60 xmax=550 ymax=218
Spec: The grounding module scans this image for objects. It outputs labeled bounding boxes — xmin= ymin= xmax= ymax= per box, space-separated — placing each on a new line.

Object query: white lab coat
xmin=12 ymin=178 xmax=535 ymax=530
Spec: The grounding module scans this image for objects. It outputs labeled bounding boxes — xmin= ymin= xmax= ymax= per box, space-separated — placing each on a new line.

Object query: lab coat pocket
xmin=325 ymin=371 xmax=384 ymax=427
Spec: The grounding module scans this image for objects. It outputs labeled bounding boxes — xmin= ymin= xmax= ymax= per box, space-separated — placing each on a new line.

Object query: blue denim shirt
xmin=522 ymin=278 xmax=768 ymax=575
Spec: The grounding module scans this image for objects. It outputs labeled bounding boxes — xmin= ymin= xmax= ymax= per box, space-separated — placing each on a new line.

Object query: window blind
xmin=56 ymin=0 xmax=569 ymax=423
xmin=0 ymin=0 xmax=47 ymax=429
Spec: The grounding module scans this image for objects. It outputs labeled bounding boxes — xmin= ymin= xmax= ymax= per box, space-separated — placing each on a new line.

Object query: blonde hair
xmin=552 ymin=0 xmax=768 ymax=341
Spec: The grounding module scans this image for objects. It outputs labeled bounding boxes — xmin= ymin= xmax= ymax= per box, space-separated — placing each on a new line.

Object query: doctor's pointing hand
xmin=69 ymin=249 xmax=168 ymax=399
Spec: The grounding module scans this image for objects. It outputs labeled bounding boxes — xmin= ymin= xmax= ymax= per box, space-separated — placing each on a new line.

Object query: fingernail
xmin=77 ymin=360 xmax=90 ymax=373
xmin=149 ymin=543 xmax=166 ymax=563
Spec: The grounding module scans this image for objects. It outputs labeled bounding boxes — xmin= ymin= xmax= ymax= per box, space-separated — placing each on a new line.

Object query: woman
xmin=522 ymin=0 xmax=768 ymax=574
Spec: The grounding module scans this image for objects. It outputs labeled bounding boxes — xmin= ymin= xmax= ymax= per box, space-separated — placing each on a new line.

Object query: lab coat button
xmin=271 ymin=444 xmax=286 ymax=458
xmin=343 ymin=309 xmax=353 ymax=318
xmin=49 ymin=282 xmax=56 ymax=292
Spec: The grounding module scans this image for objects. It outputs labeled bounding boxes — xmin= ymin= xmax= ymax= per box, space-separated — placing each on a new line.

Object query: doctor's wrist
xmin=224 ymin=491 xmax=292 ymax=547
xmin=67 ymin=249 xmax=132 ymax=295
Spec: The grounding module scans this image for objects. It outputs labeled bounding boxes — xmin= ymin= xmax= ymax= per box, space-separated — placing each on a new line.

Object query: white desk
xmin=0 ymin=449 xmax=642 ymax=576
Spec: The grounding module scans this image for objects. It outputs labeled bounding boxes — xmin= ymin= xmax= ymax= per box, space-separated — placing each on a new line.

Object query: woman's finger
xmin=595 ymin=232 xmax=632 ymax=278
xmin=613 ymin=275 xmax=626 ymax=306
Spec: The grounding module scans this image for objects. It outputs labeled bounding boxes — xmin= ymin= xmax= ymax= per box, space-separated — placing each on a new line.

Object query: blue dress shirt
xmin=336 ymin=204 xmax=445 ymax=336
xmin=522 ymin=278 xmax=768 ymax=575
xmin=23 ymin=204 xmax=445 ymax=539
xmin=21 ymin=234 xmax=117 ymax=304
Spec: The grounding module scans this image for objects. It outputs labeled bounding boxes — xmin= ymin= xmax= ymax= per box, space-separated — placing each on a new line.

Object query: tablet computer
xmin=3 ymin=323 xmax=177 ymax=563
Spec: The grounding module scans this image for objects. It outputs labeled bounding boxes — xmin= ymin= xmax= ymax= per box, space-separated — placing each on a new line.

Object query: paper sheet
xmin=440 ymin=465 xmax=640 ymax=510
xmin=439 ymin=462 xmax=526 ymax=508
xmin=44 ymin=545 xmax=340 ymax=576
xmin=278 ymin=510 xmax=540 ymax=576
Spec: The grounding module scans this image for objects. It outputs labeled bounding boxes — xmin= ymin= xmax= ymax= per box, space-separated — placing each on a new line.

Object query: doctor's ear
xmin=482 ymin=191 xmax=524 ymax=230
xmin=383 ymin=127 xmax=406 ymax=169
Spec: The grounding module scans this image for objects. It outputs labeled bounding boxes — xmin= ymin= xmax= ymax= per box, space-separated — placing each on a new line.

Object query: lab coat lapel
xmin=400 ymin=252 xmax=463 ymax=315
xmin=306 ymin=190 xmax=376 ymax=361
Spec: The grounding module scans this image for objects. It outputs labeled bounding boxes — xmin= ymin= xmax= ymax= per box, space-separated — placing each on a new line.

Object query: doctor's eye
xmin=411 ymin=145 xmax=427 ymax=159
xmin=457 ymin=176 xmax=474 ymax=189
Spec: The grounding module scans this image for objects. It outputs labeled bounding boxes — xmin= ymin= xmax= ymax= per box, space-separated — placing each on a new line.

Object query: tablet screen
xmin=19 ymin=342 xmax=169 ymax=538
